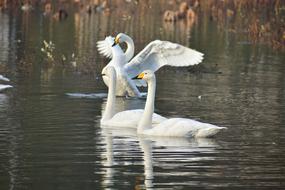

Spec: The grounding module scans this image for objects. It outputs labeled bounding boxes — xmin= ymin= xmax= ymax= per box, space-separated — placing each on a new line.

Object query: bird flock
xmin=97 ymin=33 xmax=226 ymax=138
xmin=1 ymin=33 xmax=226 ymax=138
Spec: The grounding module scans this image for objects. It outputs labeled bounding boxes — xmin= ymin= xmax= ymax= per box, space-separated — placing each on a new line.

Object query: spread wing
xmin=124 ymin=40 xmax=204 ymax=79
xmin=96 ymin=36 xmax=114 ymax=59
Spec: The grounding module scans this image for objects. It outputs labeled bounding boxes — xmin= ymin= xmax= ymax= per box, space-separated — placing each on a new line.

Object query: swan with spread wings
xmin=97 ymin=33 xmax=204 ymax=97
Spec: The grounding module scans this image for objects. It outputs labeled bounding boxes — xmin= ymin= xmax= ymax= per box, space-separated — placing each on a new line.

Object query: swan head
xmin=132 ymin=70 xmax=155 ymax=82
xmin=112 ymin=33 xmax=132 ymax=47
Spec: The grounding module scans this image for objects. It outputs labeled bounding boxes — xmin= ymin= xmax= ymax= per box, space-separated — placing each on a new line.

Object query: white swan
xmin=99 ymin=36 xmax=142 ymax=97
xmin=133 ymin=70 xmax=226 ymax=138
xmin=100 ymin=66 xmax=166 ymax=128
xmin=97 ymin=33 xmax=204 ymax=97
xmin=0 ymin=75 xmax=12 ymax=92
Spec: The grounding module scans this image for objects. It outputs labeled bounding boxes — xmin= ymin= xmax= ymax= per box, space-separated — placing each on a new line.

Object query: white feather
xmin=97 ymin=34 xmax=204 ymax=97
xmin=124 ymin=40 xmax=204 ymax=78
xmin=101 ymin=67 xmax=166 ymax=128
xmin=102 ymin=109 xmax=167 ymax=128
xmin=136 ymin=70 xmax=226 ymax=138
xmin=96 ymin=37 xmax=114 ymax=59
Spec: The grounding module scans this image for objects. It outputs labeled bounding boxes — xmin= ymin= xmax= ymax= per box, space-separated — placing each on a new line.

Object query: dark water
xmin=1 ymin=2 xmax=285 ymax=190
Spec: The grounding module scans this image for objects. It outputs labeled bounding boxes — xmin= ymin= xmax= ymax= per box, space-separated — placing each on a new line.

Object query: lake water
xmin=0 ymin=2 xmax=285 ymax=190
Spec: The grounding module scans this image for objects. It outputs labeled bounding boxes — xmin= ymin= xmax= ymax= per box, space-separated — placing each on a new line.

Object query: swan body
xmin=103 ymin=109 xmax=166 ymax=127
xmin=97 ymin=33 xmax=204 ymax=97
xmin=100 ymin=36 xmax=141 ymax=97
xmin=0 ymin=75 xmax=12 ymax=92
xmin=100 ymin=66 xmax=166 ymax=128
xmin=140 ymin=118 xmax=224 ymax=138
xmin=134 ymin=70 xmax=226 ymax=138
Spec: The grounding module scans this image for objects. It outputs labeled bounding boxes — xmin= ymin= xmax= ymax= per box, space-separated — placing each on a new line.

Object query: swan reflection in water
xmin=100 ymin=126 xmax=219 ymax=189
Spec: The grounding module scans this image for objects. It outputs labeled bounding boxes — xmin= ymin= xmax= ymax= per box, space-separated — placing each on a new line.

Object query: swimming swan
xmin=0 ymin=75 xmax=12 ymax=92
xmin=97 ymin=33 xmax=204 ymax=97
xmin=100 ymin=66 xmax=166 ymax=128
xmin=133 ymin=70 xmax=226 ymax=138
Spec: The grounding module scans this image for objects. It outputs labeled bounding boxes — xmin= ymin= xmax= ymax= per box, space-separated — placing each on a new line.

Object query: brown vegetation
xmin=163 ymin=1 xmax=198 ymax=22
xmin=0 ymin=0 xmax=284 ymax=50
xmin=199 ymin=0 xmax=285 ymax=49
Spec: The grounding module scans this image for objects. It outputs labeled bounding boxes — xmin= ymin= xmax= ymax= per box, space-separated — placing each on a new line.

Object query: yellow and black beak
xmin=132 ymin=73 xmax=144 ymax=80
xmin=112 ymin=37 xmax=120 ymax=47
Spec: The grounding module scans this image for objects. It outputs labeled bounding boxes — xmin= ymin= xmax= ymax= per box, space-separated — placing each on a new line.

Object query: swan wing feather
xmin=96 ymin=36 xmax=114 ymax=59
xmin=124 ymin=40 xmax=204 ymax=78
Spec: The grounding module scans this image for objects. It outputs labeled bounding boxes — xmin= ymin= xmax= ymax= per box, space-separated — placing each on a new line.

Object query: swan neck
xmin=112 ymin=44 xmax=124 ymax=55
xmin=124 ymin=36 xmax=135 ymax=62
xmin=138 ymin=77 xmax=156 ymax=133
xmin=102 ymin=72 xmax=116 ymax=121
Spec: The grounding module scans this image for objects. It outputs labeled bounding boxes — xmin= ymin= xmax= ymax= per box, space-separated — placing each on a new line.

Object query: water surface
xmin=0 ymin=2 xmax=285 ymax=190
